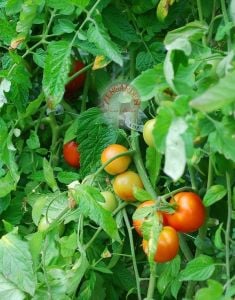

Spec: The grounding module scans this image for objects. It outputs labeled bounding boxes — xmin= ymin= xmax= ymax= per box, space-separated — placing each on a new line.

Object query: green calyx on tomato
xmin=142 ymin=226 xmax=179 ymax=263
xmin=143 ymin=119 xmax=156 ymax=147
xmin=99 ymin=191 xmax=118 ymax=212
xmin=164 ymin=192 xmax=206 ymax=232
xmin=113 ymin=170 xmax=143 ymax=202
xmin=133 ymin=200 xmax=166 ymax=236
xmin=101 ymin=144 xmax=132 ymax=175
xmin=63 ymin=141 xmax=80 ymax=168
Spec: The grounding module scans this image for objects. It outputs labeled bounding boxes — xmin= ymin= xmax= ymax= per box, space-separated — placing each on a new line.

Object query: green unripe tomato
xmin=38 ymin=216 xmax=65 ymax=236
xmin=143 ymin=119 xmax=156 ymax=147
xmin=99 ymin=191 xmax=118 ymax=212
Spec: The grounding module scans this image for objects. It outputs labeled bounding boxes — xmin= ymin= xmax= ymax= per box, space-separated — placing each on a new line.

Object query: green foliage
xmin=0 ymin=0 xmax=234 ymax=299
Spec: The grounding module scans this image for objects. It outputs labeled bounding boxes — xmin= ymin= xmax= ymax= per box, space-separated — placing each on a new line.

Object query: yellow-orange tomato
xmin=101 ymin=144 xmax=131 ymax=175
xmin=133 ymin=200 xmax=166 ymax=236
xmin=113 ymin=171 xmax=143 ymax=202
xmin=142 ymin=226 xmax=179 ymax=263
xmin=143 ymin=119 xmax=155 ymax=147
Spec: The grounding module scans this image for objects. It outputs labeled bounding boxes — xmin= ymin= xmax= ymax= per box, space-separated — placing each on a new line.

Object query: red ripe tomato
xmin=101 ymin=144 xmax=131 ymax=175
xmin=142 ymin=226 xmax=179 ymax=263
xmin=65 ymin=60 xmax=86 ymax=98
xmin=164 ymin=192 xmax=206 ymax=232
xmin=133 ymin=200 xmax=166 ymax=236
xmin=113 ymin=171 xmax=143 ymax=202
xmin=63 ymin=141 xmax=80 ymax=168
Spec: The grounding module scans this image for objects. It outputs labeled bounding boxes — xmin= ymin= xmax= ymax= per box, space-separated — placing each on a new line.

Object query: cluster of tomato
xmin=133 ymin=192 xmax=206 ymax=263
xmin=62 ymin=72 xmax=206 ymax=264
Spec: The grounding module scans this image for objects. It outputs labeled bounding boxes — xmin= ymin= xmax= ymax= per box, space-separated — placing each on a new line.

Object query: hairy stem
xmin=123 ymin=208 xmax=142 ymax=300
xmin=225 ymin=172 xmax=232 ymax=293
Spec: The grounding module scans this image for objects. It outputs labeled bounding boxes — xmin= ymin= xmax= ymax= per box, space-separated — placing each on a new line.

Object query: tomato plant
xmin=143 ymin=119 xmax=155 ymax=147
xmin=63 ymin=141 xmax=80 ymax=168
xmin=164 ymin=192 xmax=206 ymax=232
xmin=101 ymin=144 xmax=132 ymax=175
xmin=113 ymin=171 xmax=143 ymax=201
xmin=142 ymin=226 xmax=179 ymax=263
xmin=0 ymin=0 xmax=235 ymax=299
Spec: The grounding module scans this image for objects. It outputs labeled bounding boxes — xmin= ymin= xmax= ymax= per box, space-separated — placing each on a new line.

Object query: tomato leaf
xmin=133 ymin=187 xmax=153 ymax=202
xmin=164 ymin=21 xmax=208 ymax=46
xmin=16 ymin=0 xmax=44 ymax=37
xmin=87 ymin=16 xmax=123 ymax=66
xmin=164 ymin=118 xmax=188 ymax=181
xmin=214 ymin=223 xmax=225 ymax=250
xmin=42 ymin=40 xmax=71 ymax=109
xmin=65 ymin=108 xmax=118 ymax=178
xmin=157 ymin=0 xmax=175 ymax=22
xmin=190 ymin=70 xmax=235 ymax=112
xmin=0 ymin=172 xmax=17 ymax=198
xmin=131 ymin=65 xmax=168 ymax=101
xmin=26 ymin=130 xmax=40 ymax=150
xmin=203 ymin=185 xmax=227 ymax=207
xmin=195 ymin=280 xmax=224 ymax=300
xmin=6 ymin=62 xmax=31 ymax=112
xmin=146 ymin=147 xmax=162 ymax=187
xmin=0 ymin=274 xmax=25 ymax=300
xmin=43 ymin=158 xmax=59 ymax=192
xmin=153 ymin=105 xmax=174 ymax=153
xmin=71 ymin=184 xmax=120 ymax=241
xmin=157 ymin=255 xmax=181 ymax=294
xmin=0 ymin=17 xmax=16 ymax=45
xmin=46 ymin=0 xmax=74 ymax=14
xmin=208 ymin=119 xmax=235 ymax=162
xmin=179 ymin=255 xmax=215 ymax=281
xmin=5 ymin=0 xmax=23 ymax=15
xmin=103 ymin=6 xmax=139 ymax=42
xmin=0 ymin=232 xmax=37 ymax=295
xmin=230 ymin=0 xmax=235 ymax=23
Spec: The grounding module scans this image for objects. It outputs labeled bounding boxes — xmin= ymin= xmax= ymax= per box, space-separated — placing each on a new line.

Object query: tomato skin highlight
xmin=164 ymin=192 xmax=206 ymax=232
xmin=65 ymin=60 xmax=86 ymax=98
xmin=133 ymin=200 xmax=166 ymax=236
xmin=63 ymin=141 xmax=80 ymax=168
xmin=142 ymin=226 xmax=179 ymax=263
xmin=99 ymin=191 xmax=118 ymax=212
xmin=101 ymin=144 xmax=131 ymax=175
xmin=143 ymin=119 xmax=155 ymax=147
xmin=113 ymin=171 xmax=143 ymax=202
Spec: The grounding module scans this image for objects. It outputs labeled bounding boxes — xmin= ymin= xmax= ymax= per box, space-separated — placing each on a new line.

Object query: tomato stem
xmin=225 ymin=172 xmax=232 ymax=293
xmin=186 ymin=155 xmax=213 ymax=297
xmin=145 ymin=266 xmax=156 ymax=300
xmin=188 ymin=164 xmax=197 ymax=190
xmin=67 ymin=63 xmax=93 ymax=84
xmin=179 ymin=234 xmax=193 ymax=261
xmin=131 ymin=133 xmax=157 ymax=198
xmin=159 ymin=186 xmax=194 ymax=201
xmin=81 ymin=68 xmax=91 ymax=112
xmin=123 ymin=208 xmax=142 ymax=300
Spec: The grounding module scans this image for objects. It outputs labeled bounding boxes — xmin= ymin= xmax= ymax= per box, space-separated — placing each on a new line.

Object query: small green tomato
xmin=99 ymin=191 xmax=118 ymax=212
xmin=143 ymin=119 xmax=156 ymax=147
